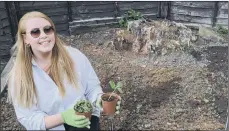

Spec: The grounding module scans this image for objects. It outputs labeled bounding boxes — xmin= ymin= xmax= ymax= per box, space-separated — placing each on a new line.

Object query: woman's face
xmin=23 ymin=17 xmax=55 ymax=55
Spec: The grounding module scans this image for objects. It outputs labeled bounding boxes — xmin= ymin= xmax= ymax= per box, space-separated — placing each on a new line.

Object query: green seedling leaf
xmin=117 ymin=88 xmax=123 ymax=94
xmin=109 ymin=80 xmax=116 ymax=90
xmin=116 ymin=82 xmax=122 ymax=89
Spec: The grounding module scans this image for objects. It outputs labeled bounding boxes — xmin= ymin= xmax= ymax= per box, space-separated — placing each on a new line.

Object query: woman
xmin=7 ymin=11 xmax=121 ymax=130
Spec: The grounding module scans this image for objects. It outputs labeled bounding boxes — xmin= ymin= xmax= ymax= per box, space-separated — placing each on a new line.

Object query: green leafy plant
xmin=108 ymin=80 xmax=123 ymax=101
xmin=217 ymin=25 xmax=228 ymax=35
xmin=74 ymin=100 xmax=93 ymax=113
xmin=127 ymin=9 xmax=142 ymax=20
xmin=119 ymin=9 xmax=142 ymax=28
xmin=119 ymin=18 xmax=128 ymax=28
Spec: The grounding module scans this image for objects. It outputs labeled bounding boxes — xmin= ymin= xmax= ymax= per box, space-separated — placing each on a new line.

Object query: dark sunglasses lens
xmin=30 ymin=29 xmax=40 ymax=38
xmin=44 ymin=26 xmax=54 ymax=35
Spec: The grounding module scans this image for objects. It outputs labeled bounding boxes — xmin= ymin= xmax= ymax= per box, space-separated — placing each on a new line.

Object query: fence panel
xmin=216 ymin=2 xmax=228 ymax=27
xmin=0 ymin=2 xmax=14 ymax=73
xmin=170 ymin=1 xmax=215 ymax=26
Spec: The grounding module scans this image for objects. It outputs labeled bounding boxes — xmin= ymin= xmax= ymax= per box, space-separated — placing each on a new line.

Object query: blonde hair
xmin=8 ymin=11 xmax=78 ymax=108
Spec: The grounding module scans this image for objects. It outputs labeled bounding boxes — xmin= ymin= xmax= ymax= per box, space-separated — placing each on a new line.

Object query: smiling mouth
xmin=39 ymin=40 xmax=51 ymax=45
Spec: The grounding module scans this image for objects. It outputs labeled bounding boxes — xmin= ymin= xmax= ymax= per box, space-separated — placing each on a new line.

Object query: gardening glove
xmin=96 ymin=94 xmax=121 ymax=114
xmin=61 ymin=108 xmax=91 ymax=129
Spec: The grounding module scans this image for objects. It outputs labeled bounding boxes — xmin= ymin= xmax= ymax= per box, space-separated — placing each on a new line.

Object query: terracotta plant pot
xmin=76 ymin=112 xmax=92 ymax=120
xmin=101 ymin=92 xmax=119 ymax=115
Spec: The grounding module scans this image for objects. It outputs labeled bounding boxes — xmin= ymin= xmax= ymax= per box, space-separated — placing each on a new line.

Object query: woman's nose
xmin=39 ymin=30 xmax=47 ymax=39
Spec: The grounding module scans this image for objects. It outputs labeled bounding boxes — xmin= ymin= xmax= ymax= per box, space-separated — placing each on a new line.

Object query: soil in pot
xmin=101 ymin=93 xmax=118 ymax=115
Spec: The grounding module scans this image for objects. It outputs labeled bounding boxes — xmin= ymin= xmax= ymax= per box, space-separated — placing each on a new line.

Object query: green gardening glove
xmin=61 ymin=108 xmax=90 ymax=129
xmin=96 ymin=94 xmax=121 ymax=114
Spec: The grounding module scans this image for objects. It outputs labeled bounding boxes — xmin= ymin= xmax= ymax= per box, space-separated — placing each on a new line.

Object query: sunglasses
xmin=23 ymin=25 xmax=54 ymax=38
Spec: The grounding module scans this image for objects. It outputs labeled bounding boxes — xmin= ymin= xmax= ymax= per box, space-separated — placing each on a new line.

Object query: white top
xmin=9 ymin=46 xmax=103 ymax=130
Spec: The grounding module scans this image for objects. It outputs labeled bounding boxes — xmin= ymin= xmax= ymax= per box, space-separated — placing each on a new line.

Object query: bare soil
xmin=102 ymin=95 xmax=116 ymax=102
xmin=0 ymin=26 xmax=228 ymax=130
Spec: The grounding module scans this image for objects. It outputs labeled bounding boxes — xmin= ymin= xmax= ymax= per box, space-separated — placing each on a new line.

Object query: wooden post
xmin=114 ymin=1 xmax=119 ymax=18
xmin=212 ymin=1 xmax=219 ymax=27
xmin=14 ymin=2 xmax=21 ymax=20
xmin=67 ymin=1 xmax=72 ymax=22
xmin=67 ymin=1 xmax=72 ymax=36
xmin=5 ymin=2 xmax=19 ymax=41
xmin=166 ymin=1 xmax=171 ymax=20
xmin=160 ymin=1 xmax=169 ymax=19
xmin=157 ymin=2 xmax=161 ymax=18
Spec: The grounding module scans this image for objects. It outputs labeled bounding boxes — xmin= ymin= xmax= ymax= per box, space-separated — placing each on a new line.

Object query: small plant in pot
xmin=102 ymin=80 xmax=123 ymax=115
xmin=74 ymin=100 xmax=93 ymax=120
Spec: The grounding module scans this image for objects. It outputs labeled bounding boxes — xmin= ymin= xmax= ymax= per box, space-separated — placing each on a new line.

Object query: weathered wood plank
xmin=70 ymin=1 xmax=114 ymax=6
xmin=71 ymin=4 xmax=114 ymax=14
xmin=70 ymin=22 xmax=118 ymax=35
xmin=55 ymin=23 xmax=69 ymax=32
xmin=0 ymin=42 xmax=14 ymax=51
xmin=0 ymin=10 xmax=8 ymax=20
xmin=141 ymin=13 xmax=158 ymax=20
xmin=1 ymin=26 xmax=12 ymax=35
xmin=19 ymin=1 xmax=67 ymax=8
xmin=216 ymin=18 xmax=228 ymax=25
xmin=19 ymin=7 xmax=68 ymax=16
xmin=0 ymin=8 xmax=6 ymax=11
xmin=0 ymin=1 xmax=5 ymax=8
xmin=0 ymin=34 xmax=13 ymax=42
xmin=19 ymin=11 xmax=68 ymax=19
xmin=1 ymin=18 xmax=10 ymax=28
xmin=217 ymin=9 xmax=228 ymax=19
xmin=171 ymin=6 xmax=214 ymax=17
xmin=69 ymin=17 xmax=118 ymax=27
xmin=72 ymin=12 xmax=114 ymax=20
xmin=170 ymin=13 xmax=212 ymax=25
xmin=118 ymin=1 xmax=159 ymax=11
xmin=119 ymin=8 xmax=158 ymax=16
xmin=218 ymin=2 xmax=228 ymax=10
xmin=171 ymin=1 xmax=215 ymax=8
xmin=49 ymin=15 xmax=69 ymax=23
xmin=58 ymin=30 xmax=69 ymax=36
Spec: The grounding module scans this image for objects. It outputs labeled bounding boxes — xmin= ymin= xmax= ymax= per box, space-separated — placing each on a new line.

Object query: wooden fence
xmin=0 ymin=1 xmax=228 ymax=73
xmin=0 ymin=2 xmax=14 ymax=68
xmin=169 ymin=1 xmax=228 ymax=27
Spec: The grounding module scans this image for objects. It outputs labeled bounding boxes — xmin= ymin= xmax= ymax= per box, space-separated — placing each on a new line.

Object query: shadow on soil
xmin=205 ymin=46 xmax=228 ymax=124
xmin=119 ymin=76 xmax=182 ymax=129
